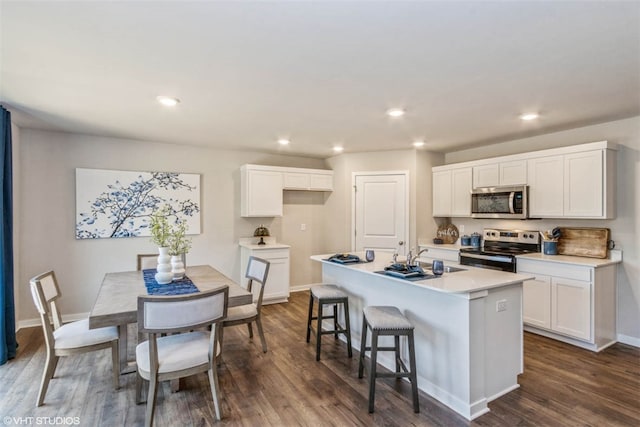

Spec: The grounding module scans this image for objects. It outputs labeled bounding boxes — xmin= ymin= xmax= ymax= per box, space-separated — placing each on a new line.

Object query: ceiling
xmin=1 ymin=1 xmax=639 ymax=158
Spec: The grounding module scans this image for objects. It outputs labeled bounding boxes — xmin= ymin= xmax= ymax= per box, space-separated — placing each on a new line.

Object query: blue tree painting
xmin=75 ymin=169 xmax=200 ymax=239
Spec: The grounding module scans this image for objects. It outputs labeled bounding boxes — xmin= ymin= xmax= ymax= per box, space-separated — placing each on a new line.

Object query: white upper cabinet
xmin=528 ymin=148 xmax=615 ymax=219
xmin=241 ymin=165 xmax=333 ymax=217
xmin=564 ymin=150 xmax=604 ymax=217
xmin=473 ymin=164 xmax=499 ymax=188
xmin=283 ymin=171 xmax=333 ymax=191
xmin=434 ymin=141 xmax=616 ymax=219
xmin=433 ymin=166 xmax=472 ymax=217
xmin=473 ymin=160 xmax=527 ymax=188
xmin=241 ymin=166 xmax=283 ymax=217
xmin=499 ymin=160 xmax=527 ymax=186
xmin=528 ymin=156 xmax=564 ymax=217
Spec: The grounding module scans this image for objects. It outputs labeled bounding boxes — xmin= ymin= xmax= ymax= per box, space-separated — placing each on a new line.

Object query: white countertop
xmin=517 ymin=251 xmax=622 ymax=267
xmin=239 ymin=236 xmax=290 ymax=250
xmin=310 ymin=252 xmax=533 ymax=295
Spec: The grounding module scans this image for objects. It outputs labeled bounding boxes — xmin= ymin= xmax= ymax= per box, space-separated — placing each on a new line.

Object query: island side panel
xmin=321 ymin=262 xmax=489 ymax=419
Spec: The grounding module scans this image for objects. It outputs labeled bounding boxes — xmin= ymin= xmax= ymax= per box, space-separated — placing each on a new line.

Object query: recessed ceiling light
xmin=519 ymin=113 xmax=539 ymax=121
xmin=333 ymin=146 xmax=344 ymax=153
xmin=156 ymin=96 xmax=180 ymax=107
xmin=413 ymin=140 xmax=425 ymax=148
xmin=386 ymin=108 xmax=405 ymax=118
xmin=277 ymin=138 xmax=290 ymax=145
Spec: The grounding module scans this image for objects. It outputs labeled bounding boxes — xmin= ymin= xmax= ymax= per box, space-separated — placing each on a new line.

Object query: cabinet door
xmin=309 ymin=173 xmax=333 ymax=191
xmin=451 ymin=168 xmax=472 ymax=216
xmin=473 ymin=164 xmax=499 ymax=188
xmin=283 ymin=172 xmax=310 ymax=190
xmin=243 ymin=170 xmax=283 ymax=217
xmin=527 ymin=156 xmax=564 ymax=217
xmin=523 ymin=275 xmax=551 ymax=329
xmin=500 ymin=160 xmax=527 ymax=185
xmin=432 ymin=170 xmax=452 ymax=216
xmin=551 ymin=277 xmax=592 ymax=341
xmin=564 ymin=150 xmax=603 ymax=217
xmin=261 ymin=253 xmax=290 ymax=302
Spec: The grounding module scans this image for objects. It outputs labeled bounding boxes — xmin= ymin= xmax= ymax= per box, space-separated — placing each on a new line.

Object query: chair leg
xmin=136 ymin=373 xmax=146 ymax=404
xmin=394 ymin=335 xmax=401 ymax=373
xmin=208 ymin=365 xmax=222 ymax=421
xmin=255 ymin=317 xmax=268 ymax=353
xmin=145 ymin=375 xmax=159 ymax=427
xmin=111 ymin=340 xmax=120 ymax=389
xmin=36 ymin=352 xmax=58 ymax=407
xmin=217 ymin=326 xmax=225 ymax=366
xmin=368 ymin=331 xmax=379 ymax=413
xmin=333 ymin=304 xmax=339 ymax=339
xmin=343 ymin=300 xmax=352 ymax=358
xmin=408 ymin=330 xmax=420 ymax=413
xmin=306 ymin=293 xmax=314 ymax=343
xmin=315 ymin=302 xmax=323 ymax=361
xmin=247 ymin=322 xmax=254 ymax=339
xmin=358 ymin=315 xmax=368 ymax=379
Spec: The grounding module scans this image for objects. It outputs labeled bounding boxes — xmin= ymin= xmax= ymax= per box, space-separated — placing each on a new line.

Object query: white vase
xmin=155 ymin=247 xmax=173 ymax=284
xmin=171 ymin=255 xmax=186 ymax=280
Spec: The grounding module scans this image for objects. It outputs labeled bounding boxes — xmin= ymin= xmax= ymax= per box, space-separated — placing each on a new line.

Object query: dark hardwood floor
xmin=1 ymin=290 xmax=638 ymax=426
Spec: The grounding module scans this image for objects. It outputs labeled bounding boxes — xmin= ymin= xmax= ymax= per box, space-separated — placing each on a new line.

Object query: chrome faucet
xmin=408 ymin=248 xmax=429 ymax=267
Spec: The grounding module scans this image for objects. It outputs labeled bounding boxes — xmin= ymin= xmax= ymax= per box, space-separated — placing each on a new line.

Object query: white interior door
xmin=353 ymin=172 xmax=408 ymax=255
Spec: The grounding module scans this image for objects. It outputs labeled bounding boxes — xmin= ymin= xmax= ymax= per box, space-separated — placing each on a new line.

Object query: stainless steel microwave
xmin=471 ymin=186 xmax=528 ymax=219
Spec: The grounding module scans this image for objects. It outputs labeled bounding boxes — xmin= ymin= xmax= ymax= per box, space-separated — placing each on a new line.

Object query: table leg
xmin=118 ymin=324 xmax=137 ymax=374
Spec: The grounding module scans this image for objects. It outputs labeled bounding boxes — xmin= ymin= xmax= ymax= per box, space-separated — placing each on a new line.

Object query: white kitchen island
xmin=311 ymin=253 xmax=534 ymax=420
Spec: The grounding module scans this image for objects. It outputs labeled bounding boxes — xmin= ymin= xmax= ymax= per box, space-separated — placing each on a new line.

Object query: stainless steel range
xmin=459 ymin=228 xmax=540 ymax=272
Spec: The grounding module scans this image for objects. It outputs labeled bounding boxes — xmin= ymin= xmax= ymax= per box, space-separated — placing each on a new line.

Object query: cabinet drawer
xmin=250 ymin=248 xmax=290 ymax=259
xmin=517 ymin=259 xmax=591 ymax=282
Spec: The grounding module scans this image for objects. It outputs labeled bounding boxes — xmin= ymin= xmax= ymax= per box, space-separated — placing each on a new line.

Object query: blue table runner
xmin=142 ymin=269 xmax=200 ymax=295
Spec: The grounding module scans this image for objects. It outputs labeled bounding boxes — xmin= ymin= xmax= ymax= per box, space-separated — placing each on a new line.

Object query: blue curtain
xmin=0 ymin=105 xmax=16 ymax=365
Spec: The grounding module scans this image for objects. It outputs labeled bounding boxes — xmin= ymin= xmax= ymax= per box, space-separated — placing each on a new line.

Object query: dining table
xmin=89 ymin=264 xmax=253 ymax=373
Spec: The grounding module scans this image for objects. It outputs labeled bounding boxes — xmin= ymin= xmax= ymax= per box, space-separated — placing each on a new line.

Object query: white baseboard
xmin=617 ymin=333 xmax=640 ymax=348
xmin=17 ymin=312 xmax=90 ymax=331
xmin=290 ymin=285 xmax=312 ymax=293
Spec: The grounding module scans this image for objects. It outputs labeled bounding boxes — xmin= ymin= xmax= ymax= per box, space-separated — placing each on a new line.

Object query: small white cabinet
xmin=283 ymin=170 xmax=333 ymax=191
xmin=432 ymin=166 xmax=472 ymax=217
xmin=472 ymin=160 xmax=526 ymax=188
xmin=241 ymin=165 xmax=283 ymax=217
xmin=241 ymin=165 xmax=333 ymax=217
xmin=518 ymin=257 xmax=617 ymax=351
xmin=240 ymin=243 xmax=290 ymax=304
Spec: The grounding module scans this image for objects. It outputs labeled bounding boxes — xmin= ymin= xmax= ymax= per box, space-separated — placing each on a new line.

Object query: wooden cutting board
xmin=557 ymin=227 xmax=610 ymax=259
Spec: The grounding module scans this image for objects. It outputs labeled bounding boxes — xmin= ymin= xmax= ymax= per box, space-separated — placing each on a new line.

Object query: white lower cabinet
xmin=518 ymin=257 xmax=616 ymax=351
xmin=522 ymin=274 xmax=551 ymax=329
xmin=240 ymin=245 xmax=290 ymax=304
xmin=551 ymin=276 xmax=591 ymax=341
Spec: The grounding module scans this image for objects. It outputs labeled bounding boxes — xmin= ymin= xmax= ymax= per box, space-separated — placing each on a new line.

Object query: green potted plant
xmin=167 ymin=219 xmax=191 ymax=280
xmin=149 ymin=205 xmax=173 ymax=284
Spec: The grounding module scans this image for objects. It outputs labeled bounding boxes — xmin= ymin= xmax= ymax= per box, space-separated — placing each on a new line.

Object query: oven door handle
xmin=460 ymin=253 xmax=514 ymax=263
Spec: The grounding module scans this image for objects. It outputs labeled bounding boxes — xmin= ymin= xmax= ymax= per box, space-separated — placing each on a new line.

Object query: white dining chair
xmin=135 ymin=287 xmax=229 ymax=427
xmin=218 ymin=256 xmax=270 ymax=353
xmin=29 ymin=271 xmax=120 ymax=407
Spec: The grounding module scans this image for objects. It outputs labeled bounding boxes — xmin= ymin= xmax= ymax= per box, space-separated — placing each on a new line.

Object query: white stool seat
xmin=363 ymin=306 xmax=414 ymax=331
xmin=310 ymin=284 xmax=347 ymax=299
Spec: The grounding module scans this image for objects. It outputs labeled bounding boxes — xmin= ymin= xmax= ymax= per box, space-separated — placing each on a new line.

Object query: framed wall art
xmin=75 ymin=168 xmax=201 ymax=239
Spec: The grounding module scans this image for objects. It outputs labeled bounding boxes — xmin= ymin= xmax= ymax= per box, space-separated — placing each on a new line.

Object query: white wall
xmin=16 ymin=129 xmax=329 ymax=323
xmin=443 ymin=116 xmax=640 ymax=345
